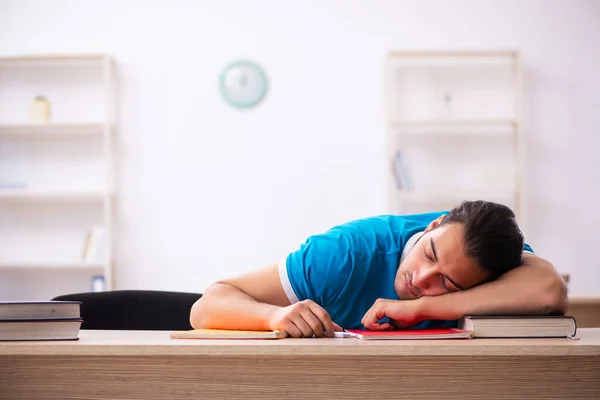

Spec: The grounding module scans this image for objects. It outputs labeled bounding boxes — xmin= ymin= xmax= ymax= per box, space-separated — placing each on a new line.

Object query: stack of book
xmin=0 ymin=301 xmax=83 ymax=341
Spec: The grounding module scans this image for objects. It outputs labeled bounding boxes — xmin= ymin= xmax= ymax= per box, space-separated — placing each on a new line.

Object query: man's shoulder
xmin=333 ymin=211 xmax=449 ymax=231
xmin=324 ymin=211 xmax=449 ymax=251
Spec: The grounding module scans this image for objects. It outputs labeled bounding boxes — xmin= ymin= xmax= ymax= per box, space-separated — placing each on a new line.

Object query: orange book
xmin=170 ymin=328 xmax=288 ymax=340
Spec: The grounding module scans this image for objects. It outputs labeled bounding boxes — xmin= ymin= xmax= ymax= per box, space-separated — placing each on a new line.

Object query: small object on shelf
xmin=91 ymin=275 xmax=105 ymax=292
xmin=29 ymin=95 xmax=51 ymax=123
xmin=81 ymin=226 xmax=106 ymax=262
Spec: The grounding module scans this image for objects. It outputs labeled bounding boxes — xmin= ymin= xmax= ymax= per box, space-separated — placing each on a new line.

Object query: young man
xmin=190 ymin=200 xmax=568 ymax=337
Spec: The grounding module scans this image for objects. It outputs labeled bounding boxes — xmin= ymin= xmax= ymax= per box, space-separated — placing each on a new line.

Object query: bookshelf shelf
xmin=0 ymin=54 xmax=108 ymax=63
xmin=0 ymin=190 xmax=107 ymax=202
xmin=397 ymin=189 xmax=516 ymax=201
xmin=0 ymin=261 xmax=104 ymax=270
xmin=389 ymin=119 xmax=517 ymax=128
xmin=0 ymin=123 xmax=106 ymax=139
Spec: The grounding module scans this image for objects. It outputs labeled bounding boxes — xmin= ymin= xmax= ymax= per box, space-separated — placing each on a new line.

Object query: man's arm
xmin=190 ymin=263 xmax=289 ymax=331
xmin=362 ymin=253 xmax=568 ymax=329
xmin=419 ymin=252 xmax=569 ymax=321
xmin=189 ymin=263 xmax=340 ymax=337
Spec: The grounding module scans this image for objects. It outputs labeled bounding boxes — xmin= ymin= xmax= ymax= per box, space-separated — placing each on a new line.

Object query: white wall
xmin=1 ymin=0 xmax=599 ymax=296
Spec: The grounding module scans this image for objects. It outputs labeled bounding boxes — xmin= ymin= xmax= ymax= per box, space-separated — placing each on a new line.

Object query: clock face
xmin=219 ymin=60 xmax=268 ymax=108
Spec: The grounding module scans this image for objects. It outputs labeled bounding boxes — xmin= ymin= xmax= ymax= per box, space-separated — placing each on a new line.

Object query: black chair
xmin=51 ymin=290 xmax=202 ymax=331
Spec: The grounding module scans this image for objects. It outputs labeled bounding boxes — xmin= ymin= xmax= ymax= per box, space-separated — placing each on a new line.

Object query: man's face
xmin=394 ymin=217 xmax=490 ymax=300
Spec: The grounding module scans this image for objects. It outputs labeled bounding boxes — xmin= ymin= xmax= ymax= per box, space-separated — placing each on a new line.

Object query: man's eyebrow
xmin=430 ymin=238 xmax=466 ymax=290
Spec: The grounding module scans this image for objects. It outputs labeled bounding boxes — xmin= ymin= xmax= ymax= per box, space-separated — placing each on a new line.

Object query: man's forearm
xmin=419 ymin=255 xmax=568 ymax=321
xmin=190 ymin=283 xmax=280 ymax=331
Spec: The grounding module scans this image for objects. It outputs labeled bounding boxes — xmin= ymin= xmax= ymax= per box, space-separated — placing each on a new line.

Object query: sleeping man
xmin=189 ymin=200 xmax=568 ymax=337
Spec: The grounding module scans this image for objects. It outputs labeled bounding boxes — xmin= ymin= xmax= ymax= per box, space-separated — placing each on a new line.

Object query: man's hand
xmin=361 ymin=298 xmax=424 ymax=330
xmin=267 ymin=299 xmax=343 ymax=338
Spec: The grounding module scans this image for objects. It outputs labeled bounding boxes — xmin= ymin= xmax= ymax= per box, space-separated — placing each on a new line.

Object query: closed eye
xmin=424 ymin=247 xmax=435 ymax=262
xmin=424 ymin=241 xmax=464 ymax=291
xmin=442 ymin=276 xmax=458 ymax=292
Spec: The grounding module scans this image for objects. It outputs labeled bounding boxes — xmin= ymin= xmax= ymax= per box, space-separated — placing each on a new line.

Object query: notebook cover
xmin=345 ymin=328 xmax=472 ymax=339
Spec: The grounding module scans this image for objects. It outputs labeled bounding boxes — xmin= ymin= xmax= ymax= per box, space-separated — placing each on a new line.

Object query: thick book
xmin=458 ymin=315 xmax=577 ymax=338
xmin=345 ymin=328 xmax=472 ymax=340
xmin=0 ymin=301 xmax=81 ymax=320
xmin=0 ymin=318 xmax=83 ymax=341
xmin=170 ymin=328 xmax=288 ymax=340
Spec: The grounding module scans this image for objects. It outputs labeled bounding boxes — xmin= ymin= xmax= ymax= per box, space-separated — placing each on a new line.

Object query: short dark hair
xmin=441 ymin=200 xmax=525 ymax=280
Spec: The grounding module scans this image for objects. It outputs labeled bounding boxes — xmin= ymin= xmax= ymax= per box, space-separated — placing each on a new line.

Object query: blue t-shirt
xmin=279 ymin=212 xmax=534 ymax=330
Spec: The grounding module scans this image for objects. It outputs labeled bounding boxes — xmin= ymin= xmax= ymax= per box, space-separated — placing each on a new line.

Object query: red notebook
xmin=345 ymin=328 xmax=472 ymax=340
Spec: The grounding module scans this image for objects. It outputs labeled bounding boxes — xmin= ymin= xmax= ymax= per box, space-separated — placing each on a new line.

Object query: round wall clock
xmin=219 ymin=60 xmax=268 ymax=109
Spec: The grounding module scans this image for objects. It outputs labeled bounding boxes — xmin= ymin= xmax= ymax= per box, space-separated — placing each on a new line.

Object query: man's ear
xmin=424 ymin=215 xmax=446 ymax=232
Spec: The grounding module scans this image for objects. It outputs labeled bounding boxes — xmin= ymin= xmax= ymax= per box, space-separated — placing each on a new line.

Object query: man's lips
xmin=405 ymin=274 xmax=419 ymax=298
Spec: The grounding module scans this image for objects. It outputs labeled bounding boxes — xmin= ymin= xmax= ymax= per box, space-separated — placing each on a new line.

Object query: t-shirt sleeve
xmin=279 ymin=230 xmax=354 ymax=307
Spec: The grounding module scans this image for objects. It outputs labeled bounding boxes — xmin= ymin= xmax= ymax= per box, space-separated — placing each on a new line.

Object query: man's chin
xmin=394 ymin=285 xmax=417 ymax=300
xmin=403 ymin=292 xmax=420 ymax=301
xmin=395 ymin=275 xmax=419 ymax=300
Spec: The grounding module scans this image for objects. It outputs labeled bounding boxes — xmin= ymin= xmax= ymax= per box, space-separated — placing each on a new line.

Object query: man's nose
xmin=412 ymin=266 xmax=437 ymax=290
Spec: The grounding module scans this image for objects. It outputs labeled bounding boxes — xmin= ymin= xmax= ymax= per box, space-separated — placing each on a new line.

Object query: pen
xmin=333 ymin=331 xmax=356 ymax=338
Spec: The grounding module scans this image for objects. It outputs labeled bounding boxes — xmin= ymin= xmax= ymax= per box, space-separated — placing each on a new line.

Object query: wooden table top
xmin=2 ymin=328 xmax=599 ymax=357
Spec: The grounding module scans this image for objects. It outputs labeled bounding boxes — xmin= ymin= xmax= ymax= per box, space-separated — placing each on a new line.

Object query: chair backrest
xmin=52 ymin=290 xmax=202 ymax=330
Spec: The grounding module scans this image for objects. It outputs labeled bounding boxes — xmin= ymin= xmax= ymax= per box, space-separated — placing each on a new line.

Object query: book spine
xmin=391 ymin=151 xmax=414 ymax=191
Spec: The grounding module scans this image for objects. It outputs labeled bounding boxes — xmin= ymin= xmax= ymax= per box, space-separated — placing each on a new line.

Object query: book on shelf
xmin=391 ymin=150 xmax=414 ymax=191
xmin=458 ymin=315 xmax=577 ymax=338
xmin=0 ymin=301 xmax=83 ymax=341
xmin=81 ymin=226 xmax=106 ymax=263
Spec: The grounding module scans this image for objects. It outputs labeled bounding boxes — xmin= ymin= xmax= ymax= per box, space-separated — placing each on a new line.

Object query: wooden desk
xmin=1 ymin=329 xmax=600 ymax=400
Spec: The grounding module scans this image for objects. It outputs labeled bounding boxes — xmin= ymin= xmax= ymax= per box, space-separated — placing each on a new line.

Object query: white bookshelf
xmin=0 ymin=54 xmax=116 ymax=301
xmin=385 ymin=50 xmax=524 ymax=226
